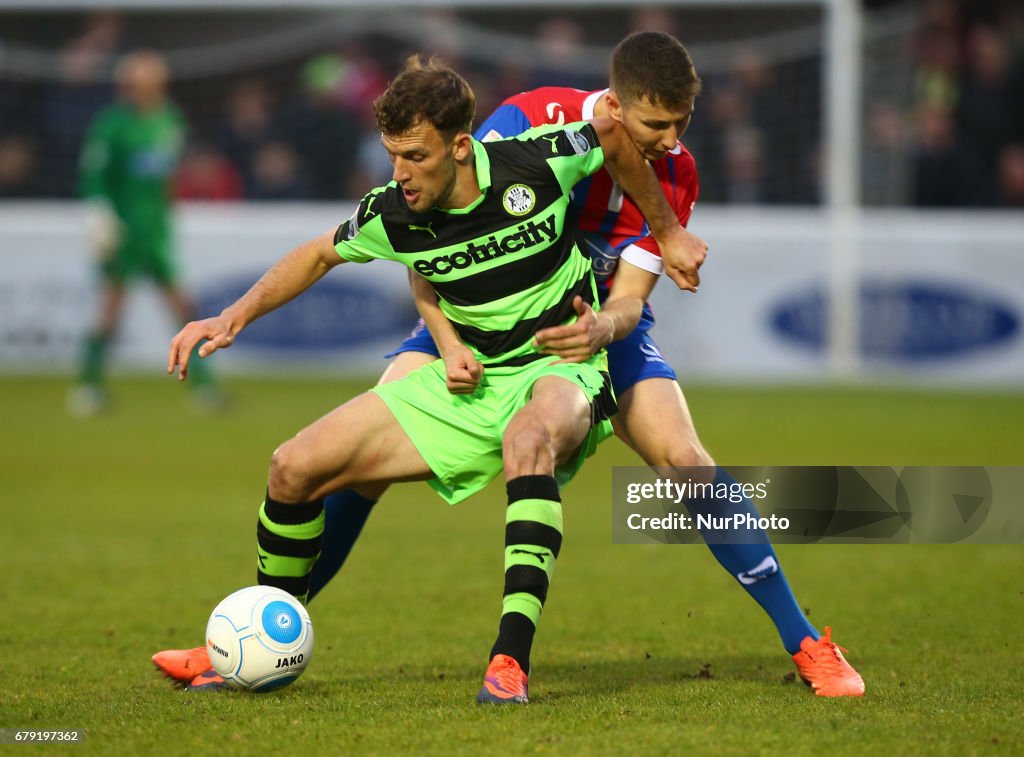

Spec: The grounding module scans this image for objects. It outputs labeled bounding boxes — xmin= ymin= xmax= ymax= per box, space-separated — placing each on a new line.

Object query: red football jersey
xmin=475 ymin=87 xmax=699 ymax=282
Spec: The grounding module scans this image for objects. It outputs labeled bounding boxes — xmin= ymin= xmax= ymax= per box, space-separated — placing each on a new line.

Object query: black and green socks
xmin=256 ymin=492 xmax=325 ymax=605
xmin=489 ymin=475 xmax=563 ymax=674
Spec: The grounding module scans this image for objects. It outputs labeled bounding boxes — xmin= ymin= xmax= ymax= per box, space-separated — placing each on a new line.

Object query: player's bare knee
xmin=97 ymin=306 xmax=122 ymax=335
xmin=664 ymin=442 xmax=713 ymax=469
xmin=651 ymin=440 xmax=716 ymax=483
xmin=267 ymin=441 xmax=318 ymax=502
xmin=502 ymin=424 xmax=555 ymax=477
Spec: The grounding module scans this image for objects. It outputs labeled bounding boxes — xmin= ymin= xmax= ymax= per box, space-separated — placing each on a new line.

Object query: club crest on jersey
xmin=566 ymin=128 xmax=592 ymax=156
xmin=502 ymin=184 xmax=536 ymax=216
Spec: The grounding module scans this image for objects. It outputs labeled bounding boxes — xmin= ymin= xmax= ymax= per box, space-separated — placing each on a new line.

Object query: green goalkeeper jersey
xmin=333 ymin=121 xmax=606 ymax=368
xmin=79 ymin=103 xmax=185 ymax=241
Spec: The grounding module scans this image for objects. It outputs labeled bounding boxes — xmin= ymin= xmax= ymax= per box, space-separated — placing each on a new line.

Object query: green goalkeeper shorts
xmin=101 ymin=232 xmax=177 ymax=285
xmin=372 ymin=355 xmax=616 ymax=504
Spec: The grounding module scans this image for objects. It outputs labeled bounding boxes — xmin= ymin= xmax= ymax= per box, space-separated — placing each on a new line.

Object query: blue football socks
xmin=306 ymin=489 xmax=378 ymax=602
xmin=687 ymin=468 xmax=819 ymax=654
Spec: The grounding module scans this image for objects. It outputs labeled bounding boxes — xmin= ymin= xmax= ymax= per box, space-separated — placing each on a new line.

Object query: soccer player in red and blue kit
xmin=155 ymin=32 xmax=863 ymax=698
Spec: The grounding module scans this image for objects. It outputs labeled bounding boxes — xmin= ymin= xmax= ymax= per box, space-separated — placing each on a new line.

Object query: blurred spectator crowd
xmin=1 ymin=1 xmax=1023 ymax=207
xmin=899 ymin=0 xmax=1024 ymax=206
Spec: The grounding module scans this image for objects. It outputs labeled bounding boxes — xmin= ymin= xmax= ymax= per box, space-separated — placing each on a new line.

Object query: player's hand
xmin=533 ymin=296 xmax=612 ymax=363
xmin=442 ymin=343 xmax=484 ymax=394
xmin=660 ymin=225 xmax=707 ymax=293
xmin=167 ymin=315 xmax=236 ymax=381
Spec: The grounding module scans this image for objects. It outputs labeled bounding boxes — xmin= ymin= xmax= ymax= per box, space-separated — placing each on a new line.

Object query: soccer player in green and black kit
xmin=69 ymin=50 xmax=218 ymax=416
xmin=163 ymin=56 xmax=690 ymax=703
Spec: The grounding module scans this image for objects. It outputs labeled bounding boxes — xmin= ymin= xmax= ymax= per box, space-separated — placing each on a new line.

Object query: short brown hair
xmin=610 ymin=32 xmax=702 ymax=110
xmin=373 ymin=55 xmax=476 ymax=140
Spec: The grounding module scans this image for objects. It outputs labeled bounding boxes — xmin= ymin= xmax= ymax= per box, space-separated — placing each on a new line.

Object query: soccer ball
xmin=205 ymin=585 xmax=314 ymax=692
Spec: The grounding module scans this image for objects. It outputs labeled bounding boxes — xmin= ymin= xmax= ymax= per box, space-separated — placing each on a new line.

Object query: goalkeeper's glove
xmin=84 ymin=200 xmax=122 ymax=259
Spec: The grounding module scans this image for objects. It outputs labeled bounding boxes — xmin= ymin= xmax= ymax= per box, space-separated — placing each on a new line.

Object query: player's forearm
xmin=610 ymin=163 xmax=678 ymax=243
xmin=79 ymin=165 xmax=114 ymax=207
xmin=602 ymin=259 xmax=658 ymax=343
xmin=77 ymin=129 xmax=113 ymax=202
xmin=594 ymin=122 xmax=679 ymax=243
xmin=597 ymin=296 xmax=645 ymax=345
xmin=221 ymin=230 xmax=340 ymax=334
xmin=409 ymin=272 xmax=464 ymax=357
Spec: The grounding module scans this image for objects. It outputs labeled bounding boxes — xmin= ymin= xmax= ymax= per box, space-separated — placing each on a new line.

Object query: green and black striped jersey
xmin=333 ymin=121 xmax=605 ymax=367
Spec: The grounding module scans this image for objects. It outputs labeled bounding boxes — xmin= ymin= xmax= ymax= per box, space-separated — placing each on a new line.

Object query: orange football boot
xmin=792 ymin=626 xmax=865 ymax=697
xmin=476 ymin=654 xmax=529 ymax=704
xmin=187 ymin=669 xmax=230 ymax=691
xmin=151 ymin=646 xmax=213 ymax=685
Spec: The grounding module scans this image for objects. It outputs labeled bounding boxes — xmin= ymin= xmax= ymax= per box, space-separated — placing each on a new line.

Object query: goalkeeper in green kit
xmin=69 ymin=50 xmax=220 ymax=416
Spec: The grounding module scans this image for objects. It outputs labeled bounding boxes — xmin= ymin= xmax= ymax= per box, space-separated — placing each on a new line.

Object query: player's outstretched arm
xmin=534 ymin=259 xmax=657 ymax=363
xmin=408 ymin=272 xmax=482 ymax=394
xmin=589 ymin=117 xmax=707 ymax=293
xmin=167 ymin=228 xmax=343 ymax=380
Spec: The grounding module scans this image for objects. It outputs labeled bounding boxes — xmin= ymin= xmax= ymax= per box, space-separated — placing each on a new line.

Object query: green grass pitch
xmin=2 ymin=376 xmax=1023 ymax=755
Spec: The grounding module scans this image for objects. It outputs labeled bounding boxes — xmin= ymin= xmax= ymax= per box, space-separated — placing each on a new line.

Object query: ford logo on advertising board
xmin=197 ymin=276 xmax=418 ymax=351
xmin=771 ymin=281 xmax=1019 ymax=360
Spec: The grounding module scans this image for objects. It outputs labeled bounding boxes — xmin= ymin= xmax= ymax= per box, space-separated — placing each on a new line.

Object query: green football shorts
xmin=372 ymin=355 xmax=616 ymax=504
xmin=101 ymin=232 xmax=177 ymax=285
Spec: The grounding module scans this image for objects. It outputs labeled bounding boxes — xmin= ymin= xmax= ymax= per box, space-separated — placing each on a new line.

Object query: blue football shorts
xmin=385 ymin=303 xmax=677 ymax=397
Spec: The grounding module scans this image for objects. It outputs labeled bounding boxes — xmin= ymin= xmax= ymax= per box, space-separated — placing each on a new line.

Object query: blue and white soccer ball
xmin=205 ymin=585 xmax=314 ymax=692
